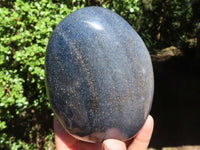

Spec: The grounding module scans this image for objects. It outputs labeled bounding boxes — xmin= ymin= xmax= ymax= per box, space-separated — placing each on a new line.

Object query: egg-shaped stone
xmin=45 ymin=6 xmax=154 ymax=143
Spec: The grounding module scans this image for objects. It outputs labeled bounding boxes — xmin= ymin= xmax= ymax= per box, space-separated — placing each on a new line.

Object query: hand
xmin=54 ymin=115 xmax=154 ymax=150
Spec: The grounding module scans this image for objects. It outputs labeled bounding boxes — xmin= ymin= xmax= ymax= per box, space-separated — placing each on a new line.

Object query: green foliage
xmin=102 ymin=0 xmax=198 ymax=50
xmin=138 ymin=0 xmax=196 ymax=49
xmin=102 ymin=0 xmax=142 ymax=29
xmin=0 ymin=0 xmax=85 ymax=149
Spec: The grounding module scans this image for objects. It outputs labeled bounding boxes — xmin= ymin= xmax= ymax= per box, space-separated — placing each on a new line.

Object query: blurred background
xmin=0 ymin=0 xmax=199 ymax=149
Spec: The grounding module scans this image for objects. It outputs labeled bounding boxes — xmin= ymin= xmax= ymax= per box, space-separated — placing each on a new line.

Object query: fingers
xmin=102 ymin=139 xmax=126 ymax=150
xmin=128 ymin=115 xmax=154 ymax=150
xmin=102 ymin=115 xmax=154 ymax=150
xmin=54 ymin=115 xmax=154 ymax=150
xmin=54 ymin=117 xmax=101 ymax=150
xmin=54 ymin=118 xmax=77 ymax=150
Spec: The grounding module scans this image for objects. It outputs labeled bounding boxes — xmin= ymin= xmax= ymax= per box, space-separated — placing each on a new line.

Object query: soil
xmin=148 ymin=50 xmax=200 ymax=149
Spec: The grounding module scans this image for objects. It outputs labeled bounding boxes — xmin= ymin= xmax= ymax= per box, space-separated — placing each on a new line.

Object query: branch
xmin=3 ymin=86 xmax=11 ymax=97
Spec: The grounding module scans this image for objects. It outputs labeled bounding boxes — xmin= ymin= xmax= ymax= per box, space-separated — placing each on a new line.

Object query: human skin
xmin=54 ymin=115 xmax=154 ymax=150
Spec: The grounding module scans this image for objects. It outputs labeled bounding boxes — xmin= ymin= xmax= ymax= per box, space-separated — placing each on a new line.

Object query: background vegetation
xmin=0 ymin=0 xmax=199 ymax=149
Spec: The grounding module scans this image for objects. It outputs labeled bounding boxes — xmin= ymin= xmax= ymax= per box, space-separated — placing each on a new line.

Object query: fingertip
xmin=145 ymin=115 xmax=154 ymax=135
xmin=147 ymin=115 xmax=154 ymax=126
xmin=127 ymin=115 xmax=154 ymax=150
xmin=102 ymin=139 xmax=126 ymax=150
xmin=136 ymin=115 xmax=154 ymax=143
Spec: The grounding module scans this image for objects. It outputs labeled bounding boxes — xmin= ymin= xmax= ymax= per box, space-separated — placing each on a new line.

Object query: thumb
xmin=102 ymin=139 xmax=126 ymax=150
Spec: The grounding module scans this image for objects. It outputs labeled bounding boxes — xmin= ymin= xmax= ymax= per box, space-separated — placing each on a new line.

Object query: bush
xmin=0 ymin=0 xmax=86 ymax=149
xmin=102 ymin=0 xmax=142 ymax=28
xmin=138 ymin=0 xmax=195 ymax=50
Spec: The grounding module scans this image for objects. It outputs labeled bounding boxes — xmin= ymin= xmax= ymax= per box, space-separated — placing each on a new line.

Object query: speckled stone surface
xmin=45 ymin=6 xmax=154 ymax=143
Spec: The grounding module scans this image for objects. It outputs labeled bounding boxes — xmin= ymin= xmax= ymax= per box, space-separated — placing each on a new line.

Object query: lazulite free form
xmin=45 ymin=7 xmax=154 ymax=143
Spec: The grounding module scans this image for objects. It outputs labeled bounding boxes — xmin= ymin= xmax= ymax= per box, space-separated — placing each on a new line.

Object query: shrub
xmin=0 ymin=0 xmax=86 ymax=149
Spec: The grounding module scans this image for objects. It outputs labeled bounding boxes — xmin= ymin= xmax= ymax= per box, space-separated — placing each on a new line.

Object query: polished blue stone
xmin=45 ymin=6 xmax=154 ymax=143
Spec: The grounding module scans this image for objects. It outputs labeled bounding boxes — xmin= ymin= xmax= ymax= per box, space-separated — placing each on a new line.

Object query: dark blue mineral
xmin=45 ymin=6 xmax=154 ymax=143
